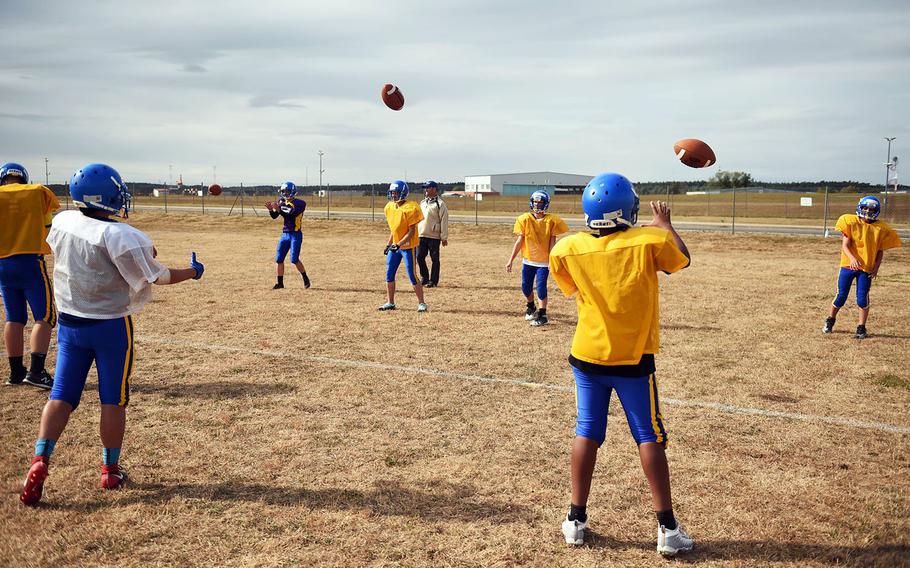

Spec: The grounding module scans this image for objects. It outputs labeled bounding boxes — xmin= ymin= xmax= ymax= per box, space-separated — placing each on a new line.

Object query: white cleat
xmin=417 ymin=303 xmax=428 ymax=313
xmin=561 ymin=516 xmax=587 ymax=545
xmin=657 ymin=523 xmax=694 ymax=556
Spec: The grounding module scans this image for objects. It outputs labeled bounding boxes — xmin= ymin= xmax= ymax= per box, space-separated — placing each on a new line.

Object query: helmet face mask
xmin=69 ymin=163 xmax=131 ymax=216
xmin=0 ymin=162 xmax=29 ymax=185
xmin=856 ymin=196 xmax=881 ymax=222
xmin=388 ymin=180 xmax=409 ymax=202
xmin=529 ymin=190 xmax=550 ymax=214
xmin=279 ymin=181 xmax=297 ymax=199
xmin=582 ymin=173 xmax=639 ymax=230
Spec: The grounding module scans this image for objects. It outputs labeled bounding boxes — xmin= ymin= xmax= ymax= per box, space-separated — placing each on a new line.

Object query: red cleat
xmin=100 ymin=464 xmax=127 ymax=490
xmin=21 ymin=456 xmax=49 ymax=506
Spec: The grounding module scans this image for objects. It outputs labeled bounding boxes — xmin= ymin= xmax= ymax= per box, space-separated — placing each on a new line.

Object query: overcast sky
xmin=1 ymin=1 xmax=908 ymax=186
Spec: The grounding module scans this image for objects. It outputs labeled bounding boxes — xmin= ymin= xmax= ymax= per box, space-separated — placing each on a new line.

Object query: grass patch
xmin=873 ymin=373 xmax=910 ymax=390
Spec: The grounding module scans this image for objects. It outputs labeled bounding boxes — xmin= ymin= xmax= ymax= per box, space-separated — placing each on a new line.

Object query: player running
xmin=266 ymin=181 xmax=311 ymax=289
xmin=550 ymin=173 xmax=694 ymax=556
xmin=20 ymin=163 xmax=205 ymax=506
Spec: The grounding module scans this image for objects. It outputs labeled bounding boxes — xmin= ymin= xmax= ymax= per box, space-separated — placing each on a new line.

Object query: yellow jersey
xmin=835 ymin=214 xmax=902 ymax=270
xmin=0 ymin=183 xmax=60 ymax=258
xmin=550 ymin=228 xmax=689 ymax=366
xmin=513 ymin=212 xmax=569 ymax=264
xmin=384 ymin=200 xmax=424 ymax=250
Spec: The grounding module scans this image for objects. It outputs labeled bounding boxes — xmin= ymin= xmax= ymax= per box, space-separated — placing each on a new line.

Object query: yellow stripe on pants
xmin=119 ymin=316 xmax=134 ymax=406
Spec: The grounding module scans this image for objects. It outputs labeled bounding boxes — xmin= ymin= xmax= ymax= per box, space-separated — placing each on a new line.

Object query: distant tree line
xmin=45 ymin=177 xmax=902 ymax=198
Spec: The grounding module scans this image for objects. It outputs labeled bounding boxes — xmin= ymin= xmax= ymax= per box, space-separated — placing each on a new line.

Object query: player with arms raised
xmin=266 ymin=181 xmax=311 ymax=290
xmin=550 ymin=173 xmax=694 ymax=556
xmin=20 ymin=163 xmax=205 ymax=506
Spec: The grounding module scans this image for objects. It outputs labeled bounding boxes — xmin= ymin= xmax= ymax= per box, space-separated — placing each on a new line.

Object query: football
xmin=673 ymin=138 xmax=716 ymax=168
xmin=208 ymin=183 xmax=222 ymax=196
xmin=381 ymin=83 xmax=405 ymax=111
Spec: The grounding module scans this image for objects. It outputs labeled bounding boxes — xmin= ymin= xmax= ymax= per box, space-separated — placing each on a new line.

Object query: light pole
xmin=884 ymin=137 xmax=896 ymax=209
xmin=318 ymin=150 xmax=326 ymax=218
xmin=44 ymin=157 xmax=49 ymax=186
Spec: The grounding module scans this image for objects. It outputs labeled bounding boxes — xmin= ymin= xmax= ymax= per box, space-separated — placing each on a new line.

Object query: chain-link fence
xmin=79 ymin=186 xmax=909 ymax=233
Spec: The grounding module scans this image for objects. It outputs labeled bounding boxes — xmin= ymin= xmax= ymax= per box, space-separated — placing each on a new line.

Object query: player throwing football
xmin=21 ymin=163 xmax=205 ymax=505
xmin=266 ymin=181 xmax=311 ymax=289
xmin=550 ymin=173 xmax=694 ymax=556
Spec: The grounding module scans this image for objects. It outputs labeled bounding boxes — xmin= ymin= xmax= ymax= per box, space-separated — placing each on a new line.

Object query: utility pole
xmin=44 ymin=157 xmax=49 ymax=186
xmin=884 ymin=137 xmax=896 ymax=211
xmin=318 ymin=150 xmax=325 ymax=217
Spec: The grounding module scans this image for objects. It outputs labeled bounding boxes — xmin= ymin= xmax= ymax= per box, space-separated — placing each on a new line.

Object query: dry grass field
xmin=2 ymin=212 xmax=909 ymax=567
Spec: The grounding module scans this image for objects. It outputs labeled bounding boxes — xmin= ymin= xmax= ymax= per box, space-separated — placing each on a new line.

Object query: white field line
xmin=139 ymin=336 xmax=910 ymax=435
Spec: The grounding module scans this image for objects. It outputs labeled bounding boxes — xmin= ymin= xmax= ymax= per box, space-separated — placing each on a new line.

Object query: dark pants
xmin=417 ymin=237 xmax=442 ymax=285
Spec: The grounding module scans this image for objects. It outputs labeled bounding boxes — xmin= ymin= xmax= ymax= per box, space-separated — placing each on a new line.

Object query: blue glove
xmin=190 ymin=252 xmax=204 ymax=280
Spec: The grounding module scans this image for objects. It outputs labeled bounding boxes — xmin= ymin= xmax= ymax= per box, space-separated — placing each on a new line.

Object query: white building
xmin=464 ymin=171 xmax=593 ymax=196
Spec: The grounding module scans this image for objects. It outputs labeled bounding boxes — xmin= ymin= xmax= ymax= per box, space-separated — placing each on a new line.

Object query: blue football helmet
xmin=70 ymin=163 xmax=131 ymax=215
xmin=279 ymin=181 xmax=297 ymax=199
xmin=0 ymin=162 xmax=29 ymax=184
xmin=388 ymin=180 xmax=409 ymax=201
xmin=529 ymin=190 xmax=550 ymax=213
xmin=582 ymin=173 xmax=639 ymax=229
xmin=856 ymin=195 xmax=881 ymax=222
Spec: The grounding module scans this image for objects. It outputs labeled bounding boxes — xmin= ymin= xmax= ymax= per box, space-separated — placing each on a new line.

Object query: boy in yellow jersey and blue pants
xmin=380 ymin=180 xmax=427 ymax=312
xmin=506 ymin=190 xmax=568 ymax=326
xmin=549 ymin=173 xmax=694 ymax=556
xmin=0 ymin=162 xmax=59 ymax=389
xmin=21 ymin=163 xmax=205 ymax=506
xmin=823 ymin=196 xmax=901 ymax=339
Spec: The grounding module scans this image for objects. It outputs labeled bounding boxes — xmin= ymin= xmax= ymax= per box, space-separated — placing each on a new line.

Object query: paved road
xmin=127 ymin=204 xmax=910 ymax=238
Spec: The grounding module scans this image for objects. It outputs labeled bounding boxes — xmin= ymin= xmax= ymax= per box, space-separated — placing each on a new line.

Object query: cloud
xmin=248 ymin=95 xmax=307 ymax=109
xmin=0 ymin=0 xmax=908 ymax=185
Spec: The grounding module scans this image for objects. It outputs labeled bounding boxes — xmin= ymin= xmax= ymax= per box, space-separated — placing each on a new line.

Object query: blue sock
xmin=35 ymin=438 xmax=56 ymax=459
xmin=103 ymin=447 xmax=121 ymax=467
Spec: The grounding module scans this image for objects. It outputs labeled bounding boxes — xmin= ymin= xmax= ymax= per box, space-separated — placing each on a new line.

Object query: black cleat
xmin=272 ymin=282 xmax=284 ymax=289
xmin=823 ymin=317 xmax=835 ymax=334
xmin=855 ymin=325 xmax=868 ymax=339
xmin=303 ymin=273 xmax=311 ymax=289
xmin=531 ymin=314 xmax=549 ymax=327
xmin=425 ymin=282 xmax=437 ymax=288
xmin=6 ymin=369 xmax=26 ymax=386
xmin=23 ymin=369 xmax=53 ymax=390
xmin=524 ymin=306 xmax=538 ymax=320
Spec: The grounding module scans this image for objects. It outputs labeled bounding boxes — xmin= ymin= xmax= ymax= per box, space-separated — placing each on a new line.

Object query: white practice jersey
xmin=48 ymin=210 xmax=168 ymax=319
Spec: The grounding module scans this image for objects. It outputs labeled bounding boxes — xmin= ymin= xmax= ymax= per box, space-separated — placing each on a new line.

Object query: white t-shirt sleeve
xmin=106 ymin=226 xmax=169 ymax=291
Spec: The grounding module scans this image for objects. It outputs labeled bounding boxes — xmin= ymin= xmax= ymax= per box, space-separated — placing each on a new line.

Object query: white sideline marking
xmin=139 ymin=336 xmax=910 ymax=435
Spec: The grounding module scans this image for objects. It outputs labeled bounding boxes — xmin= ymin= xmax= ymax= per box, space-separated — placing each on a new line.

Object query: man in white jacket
xmin=416 ymin=181 xmax=449 ymax=288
